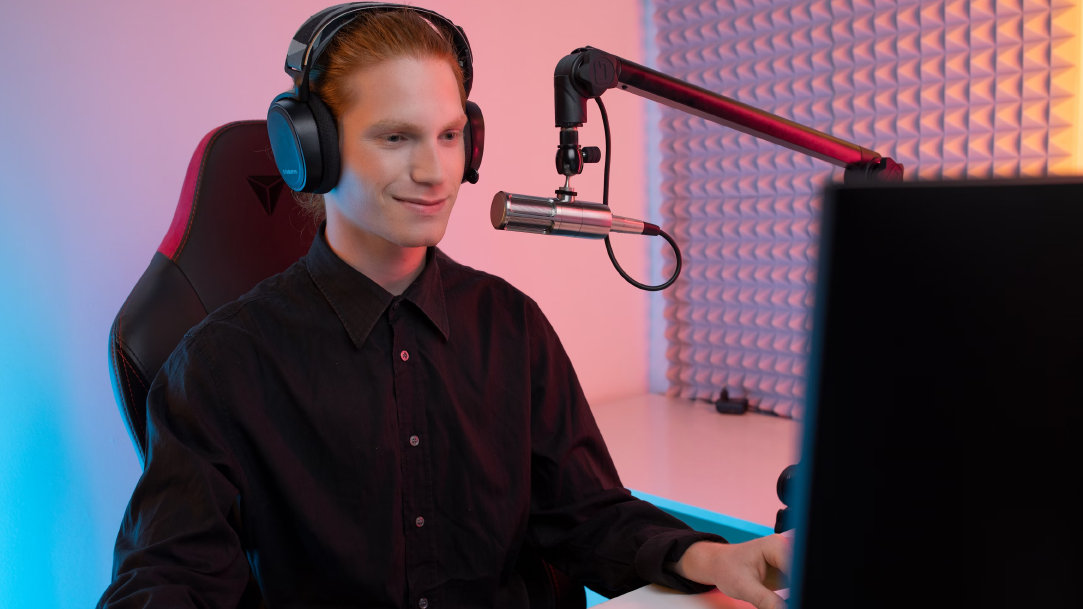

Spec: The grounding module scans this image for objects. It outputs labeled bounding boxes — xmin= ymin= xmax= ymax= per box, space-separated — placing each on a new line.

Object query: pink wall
xmin=0 ymin=1 xmax=650 ymax=605
xmin=426 ymin=1 xmax=653 ymax=404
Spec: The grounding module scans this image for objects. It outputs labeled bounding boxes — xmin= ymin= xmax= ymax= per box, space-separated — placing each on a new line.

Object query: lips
xmin=396 ymin=197 xmax=445 ymax=207
xmin=394 ymin=195 xmax=451 ymax=217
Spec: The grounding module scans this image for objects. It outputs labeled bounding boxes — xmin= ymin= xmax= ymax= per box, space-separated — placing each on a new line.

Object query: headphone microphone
xmin=267 ymin=2 xmax=485 ymax=194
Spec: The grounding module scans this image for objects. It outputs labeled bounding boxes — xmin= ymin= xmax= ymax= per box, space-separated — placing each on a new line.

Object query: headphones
xmin=267 ymin=2 xmax=484 ymax=193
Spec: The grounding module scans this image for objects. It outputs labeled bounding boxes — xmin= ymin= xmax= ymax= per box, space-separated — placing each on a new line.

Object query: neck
xmin=324 ymin=220 xmax=427 ymax=296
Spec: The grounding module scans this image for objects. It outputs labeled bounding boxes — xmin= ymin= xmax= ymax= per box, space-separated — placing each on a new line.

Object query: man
xmin=99 ymin=6 xmax=789 ymax=608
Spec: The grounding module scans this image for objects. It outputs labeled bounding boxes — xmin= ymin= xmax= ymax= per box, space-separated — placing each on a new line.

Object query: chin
xmin=397 ymin=230 xmax=447 ymax=249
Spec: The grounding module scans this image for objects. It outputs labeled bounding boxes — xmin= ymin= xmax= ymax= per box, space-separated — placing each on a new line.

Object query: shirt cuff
xmin=634 ymin=529 xmax=728 ymax=593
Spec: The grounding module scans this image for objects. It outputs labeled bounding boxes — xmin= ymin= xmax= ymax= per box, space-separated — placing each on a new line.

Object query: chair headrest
xmin=159 ymin=120 xmax=318 ymax=310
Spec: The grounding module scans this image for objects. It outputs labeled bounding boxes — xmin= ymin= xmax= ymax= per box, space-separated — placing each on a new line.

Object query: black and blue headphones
xmin=267 ymin=2 xmax=485 ymax=194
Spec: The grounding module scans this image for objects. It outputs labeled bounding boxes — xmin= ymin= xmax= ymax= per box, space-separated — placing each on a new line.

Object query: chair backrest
xmin=108 ymin=120 xmax=318 ymax=465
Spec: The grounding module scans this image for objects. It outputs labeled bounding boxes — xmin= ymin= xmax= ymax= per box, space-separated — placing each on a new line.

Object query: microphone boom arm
xmin=493 ymin=46 xmax=904 ymax=291
xmin=554 ymin=46 xmax=903 ymax=181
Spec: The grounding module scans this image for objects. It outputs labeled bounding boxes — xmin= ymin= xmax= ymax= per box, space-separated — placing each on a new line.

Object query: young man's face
xmin=325 ymin=56 xmax=467 ymax=253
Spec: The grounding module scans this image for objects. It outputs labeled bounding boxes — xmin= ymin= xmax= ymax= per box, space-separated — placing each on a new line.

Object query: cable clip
xmin=714 ymin=388 xmax=749 ymax=415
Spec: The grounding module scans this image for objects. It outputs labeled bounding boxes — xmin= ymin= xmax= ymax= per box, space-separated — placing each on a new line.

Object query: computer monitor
xmin=789 ymin=177 xmax=1083 ymax=609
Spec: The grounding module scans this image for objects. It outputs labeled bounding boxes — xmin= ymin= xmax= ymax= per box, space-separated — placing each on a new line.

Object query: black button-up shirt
xmin=100 ymin=229 xmax=721 ymax=608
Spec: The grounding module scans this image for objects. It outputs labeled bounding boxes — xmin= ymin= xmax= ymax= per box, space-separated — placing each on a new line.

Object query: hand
xmin=672 ymin=534 xmax=791 ymax=609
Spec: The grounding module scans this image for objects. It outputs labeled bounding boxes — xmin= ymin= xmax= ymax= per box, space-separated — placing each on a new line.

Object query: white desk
xmin=585 ymin=394 xmax=801 ymax=608
xmin=595 ymin=584 xmax=765 ymax=608
xmin=586 ymin=394 xmax=800 ymax=607
xmin=590 ymin=393 xmax=802 ymax=528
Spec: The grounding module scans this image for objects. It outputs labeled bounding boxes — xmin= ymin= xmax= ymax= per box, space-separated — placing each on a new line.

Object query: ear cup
xmin=462 ymin=100 xmax=484 ymax=184
xmin=267 ymin=92 xmax=341 ymax=194
xmin=306 ymin=93 xmax=341 ymax=194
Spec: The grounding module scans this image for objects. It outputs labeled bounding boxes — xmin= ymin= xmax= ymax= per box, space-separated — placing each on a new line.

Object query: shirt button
xmin=409 ymin=435 xmax=420 ymax=447
xmin=415 ymin=516 xmax=425 ymax=528
xmin=418 ymin=598 xmax=429 ymax=609
xmin=400 ymin=350 xmax=410 ymax=362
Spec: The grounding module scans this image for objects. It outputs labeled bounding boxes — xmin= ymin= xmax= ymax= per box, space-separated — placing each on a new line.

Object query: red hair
xmin=313 ymin=9 xmax=467 ymax=120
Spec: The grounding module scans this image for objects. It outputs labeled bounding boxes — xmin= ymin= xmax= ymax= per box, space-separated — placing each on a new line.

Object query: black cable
xmin=594 ymin=97 xmax=682 ymax=291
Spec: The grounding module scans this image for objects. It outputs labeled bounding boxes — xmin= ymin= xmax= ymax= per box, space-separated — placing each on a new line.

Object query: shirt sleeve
xmin=98 ymin=329 xmax=252 ymax=609
xmin=521 ymin=300 xmax=726 ymax=599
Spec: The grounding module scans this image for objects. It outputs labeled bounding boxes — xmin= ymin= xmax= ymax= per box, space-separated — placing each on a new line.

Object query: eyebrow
xmin=367 ymin=115 xmax=468 ymax=134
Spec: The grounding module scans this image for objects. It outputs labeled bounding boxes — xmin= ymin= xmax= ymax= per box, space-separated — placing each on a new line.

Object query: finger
xmin=763 ymin=565 xmax=787 ymax=591
xmin=762 ymin=533 xmax=792 ymax=575
xmin=736 ymin=582 xmax=787 ymax=609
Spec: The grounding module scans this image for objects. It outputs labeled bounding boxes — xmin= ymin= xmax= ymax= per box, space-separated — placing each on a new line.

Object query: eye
xmin=384 ymin=133 xmax=405 ymax=144
xmin=441 ymin=130 xmax=462 ymax=142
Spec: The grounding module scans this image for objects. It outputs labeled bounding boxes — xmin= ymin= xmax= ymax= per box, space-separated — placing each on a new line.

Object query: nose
xmin=410 ymin=138 xmax=447 ymax=185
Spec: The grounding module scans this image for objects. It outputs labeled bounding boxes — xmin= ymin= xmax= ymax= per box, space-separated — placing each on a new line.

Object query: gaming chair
xmin=108 ymin=120 xmax=318 ymax=466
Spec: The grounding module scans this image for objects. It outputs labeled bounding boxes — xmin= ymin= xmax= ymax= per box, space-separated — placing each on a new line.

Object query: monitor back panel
xmin=792 ymin=178 xmax=1083 ymax=609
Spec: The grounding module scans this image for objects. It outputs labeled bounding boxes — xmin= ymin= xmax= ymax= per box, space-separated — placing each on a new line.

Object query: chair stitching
xmin=119 ymin=353 xmax=150 ymax=459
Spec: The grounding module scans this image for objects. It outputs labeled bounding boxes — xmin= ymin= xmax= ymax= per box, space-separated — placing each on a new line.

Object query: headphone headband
xmin=284 ymin=2 xmax=474 ymax=97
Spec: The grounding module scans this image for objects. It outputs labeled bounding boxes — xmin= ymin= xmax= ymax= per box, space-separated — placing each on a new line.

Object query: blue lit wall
xmin=1 ymin=3 xmax=145 ymax=603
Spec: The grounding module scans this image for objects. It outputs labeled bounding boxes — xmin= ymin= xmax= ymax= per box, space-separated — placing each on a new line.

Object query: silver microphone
xmin=490 ymin=191 xmax=660 ymax=238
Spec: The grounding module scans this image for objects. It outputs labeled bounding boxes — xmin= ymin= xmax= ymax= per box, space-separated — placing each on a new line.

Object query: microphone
xmin=491 ymin=191 xmax=660 ymax=238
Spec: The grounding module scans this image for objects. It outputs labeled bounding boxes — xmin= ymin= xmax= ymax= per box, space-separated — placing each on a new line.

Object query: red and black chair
xmin=108 ymin=120 xmax=318 ymax=466
xmin=107 ymin=120 xmax=585 ymax=609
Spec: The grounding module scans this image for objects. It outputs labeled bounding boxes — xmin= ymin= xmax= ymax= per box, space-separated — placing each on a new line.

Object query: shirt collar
xmin=305 ymin=225 xmax=451 ymax=348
